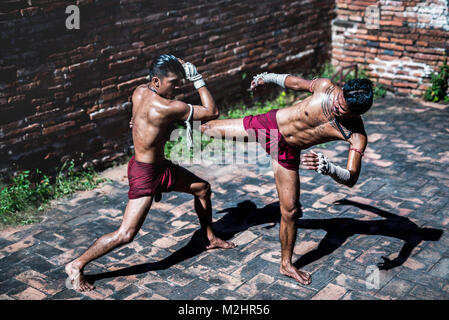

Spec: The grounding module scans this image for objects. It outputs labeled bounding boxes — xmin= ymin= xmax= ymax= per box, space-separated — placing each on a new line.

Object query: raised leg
xmin=201 ymin=118 xmax=249 ymax=140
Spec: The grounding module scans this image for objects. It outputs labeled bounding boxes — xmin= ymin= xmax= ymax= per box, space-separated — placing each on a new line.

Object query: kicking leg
xmin=65 ymin=196 xmax=153 ymax=291
xmin=272 ymin=160 xmax=312 ymax=285
xmin=201 ymin=118 xmax=249 ymax=140
xmin=171 ymin=166 xmax=236 ymax=250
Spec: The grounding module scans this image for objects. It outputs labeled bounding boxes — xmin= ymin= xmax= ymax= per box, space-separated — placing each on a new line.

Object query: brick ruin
xmin=332 ymin=0 xmax=449 ymax=96
xmin=0 ymin=0 xmax=448 ymax=177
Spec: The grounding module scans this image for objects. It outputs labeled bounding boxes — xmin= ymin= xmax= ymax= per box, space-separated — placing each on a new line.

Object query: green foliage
xmin=310 ymin=62 xmax=336 ymax=80
xmin=0 ymin=160 xmax=106 ymax=227
xmin=311 ymin=62 xmax=386 ymax=99
xmin=424 ymin=59 xmax=449 ymax=102
xmin=373 ymin=82 xmax=387 ymax=99
xmin=224 ymin=91 xmax=288 ymax=119
xmin=164 ymin=126 xmax=215 ymax=161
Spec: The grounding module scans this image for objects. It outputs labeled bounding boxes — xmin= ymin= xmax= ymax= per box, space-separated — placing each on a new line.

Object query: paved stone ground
xmin=1 ymin=97 xmax=448 ymax=300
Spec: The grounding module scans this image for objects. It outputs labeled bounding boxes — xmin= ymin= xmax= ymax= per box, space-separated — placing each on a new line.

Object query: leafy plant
xmin=373 ymin=81 xmax=387 ymax=99
xmin=0 ymin=160 xmax=106 ymax=227
xmin=424 ymin=59 xmax=449 ymax=102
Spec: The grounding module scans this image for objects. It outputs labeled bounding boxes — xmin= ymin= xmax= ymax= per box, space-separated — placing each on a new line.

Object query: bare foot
xmin=280 ymin=264 xmax=312 ymax=286
xmin=65 ymin=261 xmax=95 ymax=292
xmin=206 ymin=236 xmax=236 ymax=250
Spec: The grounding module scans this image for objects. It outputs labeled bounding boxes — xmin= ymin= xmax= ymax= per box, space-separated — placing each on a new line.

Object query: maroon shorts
xmin=243 ymin=109 xmax=301 ymax=171
xmin=127 ymin=156 xmax=178 ymax=200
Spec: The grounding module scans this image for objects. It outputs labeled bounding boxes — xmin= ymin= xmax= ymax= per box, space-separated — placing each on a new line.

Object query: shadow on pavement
xmin=86 ymin=200 xmax=280 ymax=284
xmin=294 ymin=199 xmax=443 ymax=270
xmin=86 ymin=199 xmax=443 ymax=285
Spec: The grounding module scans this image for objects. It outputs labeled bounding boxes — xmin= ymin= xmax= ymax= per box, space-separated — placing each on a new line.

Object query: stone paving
xmin=0 ymin=96 xmax=448 ymax=300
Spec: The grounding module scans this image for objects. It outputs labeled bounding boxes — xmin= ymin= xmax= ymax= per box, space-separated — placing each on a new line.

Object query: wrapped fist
xmin=182 ymin=62 xmax=205 ymax=89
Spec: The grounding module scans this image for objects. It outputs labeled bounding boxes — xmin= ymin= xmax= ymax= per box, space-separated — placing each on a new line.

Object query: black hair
xmin=342 ymin=78 xmax=374 ymax=115
xmin=148 ymin=54 xmax=185 ymax=81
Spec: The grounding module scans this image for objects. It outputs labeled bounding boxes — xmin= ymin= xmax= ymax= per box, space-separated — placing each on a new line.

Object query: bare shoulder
xmin=133 ymin=84 xmax=147 ymax=98
xmin=314 ymin=78 xmax=334 ymax=92
xmin=132 ymin=85 xmax=149 ymax=106
xmin=150 ymin=96 xmax=190 ymax=121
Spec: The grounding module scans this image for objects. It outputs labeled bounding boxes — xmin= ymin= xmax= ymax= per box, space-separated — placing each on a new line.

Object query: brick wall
xmin=0 ymin=0 xmax=335 ymax=177
xmin=332 ymin=0 xmax=449 ymax=96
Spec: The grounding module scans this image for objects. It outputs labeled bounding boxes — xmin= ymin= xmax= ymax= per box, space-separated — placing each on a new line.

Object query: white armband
xmin=185 ymin=104 xmax=194 ymax=148
xmin=317 ymin=153 xmax=351 ymax=184
xmin=193 ymin=78 xmax=206 ymax=90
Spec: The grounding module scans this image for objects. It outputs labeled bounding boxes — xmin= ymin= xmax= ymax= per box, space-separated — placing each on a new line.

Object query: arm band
xmin=349 ymin=147 xmax=364 ymax=157
xmin=185 ymin=104 xmax=194 ymax=148
xmin=194 ymin=79 xmax=206 ymax=90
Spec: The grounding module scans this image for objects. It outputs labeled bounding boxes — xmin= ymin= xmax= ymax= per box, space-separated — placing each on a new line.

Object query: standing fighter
xmin=201 ymin=72 xmax=373 ymax=285
xmin=65 ymin=54 xmax=235 ymax=292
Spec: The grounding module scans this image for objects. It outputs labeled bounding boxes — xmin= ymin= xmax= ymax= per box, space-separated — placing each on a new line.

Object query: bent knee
xmin=194 ymin=182 xmax=211 ymax=198
xmin=117 ymin=228 xmax=137 ymax=244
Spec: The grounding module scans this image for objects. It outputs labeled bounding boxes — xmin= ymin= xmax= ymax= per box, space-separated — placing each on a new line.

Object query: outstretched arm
xmin=251 ymin=73 xmax=330 ymax=93
xmin=284 ymin=76 xmax=314 ymax=92
xmin=378 ymin=241 xmax=418 ymax=270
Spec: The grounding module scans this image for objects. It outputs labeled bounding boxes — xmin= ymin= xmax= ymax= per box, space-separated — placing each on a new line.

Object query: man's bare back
xmin=131 ymin=84 xmax=177 ymax=164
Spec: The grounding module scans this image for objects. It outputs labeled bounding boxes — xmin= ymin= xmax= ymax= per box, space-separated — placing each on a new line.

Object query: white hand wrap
xmin=182 ymin=62 xmax=206 ymax=90
xmin=317 ymin=153 xmax=351 ymax=184
xmin=185 ymin=104 xmax=194 ymax=148
xmin=253 ymin=72 xmax=290 ymax=88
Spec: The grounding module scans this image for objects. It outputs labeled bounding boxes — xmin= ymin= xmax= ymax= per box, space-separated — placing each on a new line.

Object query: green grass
xmin=0 ymin=159 xmax=107 ymax=227
xmin=223 ymin=90 xmax=290 ymax=119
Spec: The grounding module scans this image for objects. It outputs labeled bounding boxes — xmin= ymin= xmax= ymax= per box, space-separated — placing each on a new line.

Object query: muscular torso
xmin=276 ymin=86 xmax=365 ymax=149
xmin=131 ymin=85 xmax=176 ymax=164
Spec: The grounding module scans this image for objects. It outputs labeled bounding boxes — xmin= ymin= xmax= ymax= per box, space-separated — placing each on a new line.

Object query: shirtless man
xmin=65 ymin=54 xmax=235 ymax=292
xmin=201 ymin=72 xmax=373 ymax=285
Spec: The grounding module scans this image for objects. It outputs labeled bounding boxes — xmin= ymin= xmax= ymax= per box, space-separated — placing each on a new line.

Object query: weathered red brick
xmin=117 ymin=77 xmax=147 ymax=91
xmin=393 ymin=82 xmax=418 ymax=89
xmin=42 ymin=121 xmax=76 ymax=136
xmin=108 ymin=57 xmax=138 ymax=71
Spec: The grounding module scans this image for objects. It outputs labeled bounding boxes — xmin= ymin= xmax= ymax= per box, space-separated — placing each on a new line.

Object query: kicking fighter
xmin=65 ymin=54 xmax=235 ymax=292
xmin=201 ymin=72 xmax=373 ymax=285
